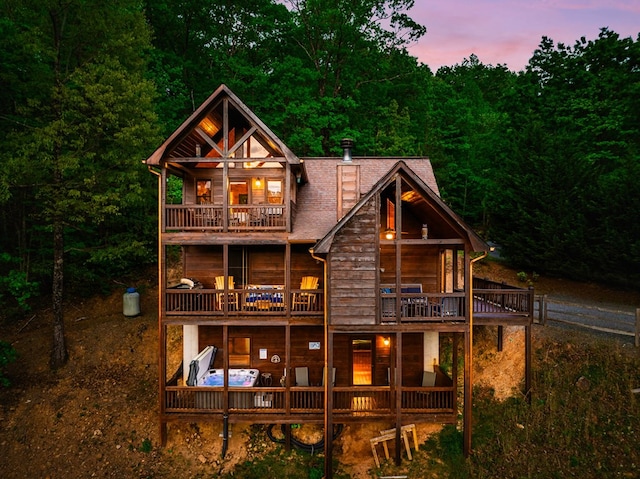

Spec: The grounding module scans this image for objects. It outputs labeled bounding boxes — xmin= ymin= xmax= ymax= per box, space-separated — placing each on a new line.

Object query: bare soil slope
xmin=0 ymin=263 xmax=638 ymax=478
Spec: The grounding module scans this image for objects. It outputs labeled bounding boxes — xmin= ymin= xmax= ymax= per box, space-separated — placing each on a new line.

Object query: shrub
xmin=0 ymin=340 xmax=17 ymax=387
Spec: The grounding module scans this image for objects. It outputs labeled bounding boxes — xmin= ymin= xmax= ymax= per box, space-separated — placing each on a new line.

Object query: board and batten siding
xmin=328 ymin=197 xmax=378 ymax=325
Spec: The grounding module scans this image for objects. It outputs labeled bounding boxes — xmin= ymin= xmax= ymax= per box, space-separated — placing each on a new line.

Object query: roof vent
xmin=340 ymin=138 xmax=354 ymax=163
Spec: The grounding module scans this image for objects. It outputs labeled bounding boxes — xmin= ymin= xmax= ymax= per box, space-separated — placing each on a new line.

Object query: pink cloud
xmin=406 ymin=0 xmax=640 ymax=71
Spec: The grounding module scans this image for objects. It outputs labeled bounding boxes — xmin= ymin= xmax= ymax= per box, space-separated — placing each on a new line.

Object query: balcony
xmin=380 ymin=280 xmax=534 ymax=323
xmin=165 ymin=286 xmax=324 ymax=317
xmin=165 ymin=204 xmax=287 ymax=232
xmin=164 ymin=385 xmax=456 ymax=419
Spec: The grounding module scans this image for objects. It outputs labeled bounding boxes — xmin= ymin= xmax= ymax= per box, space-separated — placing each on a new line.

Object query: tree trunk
xmin=51 ymin=214 xmax=68 ymax=368
xmin=50 ymin=168 xmax=68 ymax=369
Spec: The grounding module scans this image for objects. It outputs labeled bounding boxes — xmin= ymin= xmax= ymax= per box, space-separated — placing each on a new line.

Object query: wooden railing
xmin=381 ymin=292 xmax=466 ymax=322
xmin=164 ymin=385 xmax=455 ymax=416
xmin=165 ymin=288 xmax=324 ymax=316
xmin=381 ymin=285 xmax=533 ymax=322
xmin=164 ymin=204 xmax=286 ymax=231
xmin=473 ymin=289 xmax=533 ymax=315
xmin=473 ymin=278 xmax=533 ymax=315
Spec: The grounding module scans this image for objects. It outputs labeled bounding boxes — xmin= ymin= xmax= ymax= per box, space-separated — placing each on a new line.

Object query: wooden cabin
xmin=145 ymin=84 xmax=533 ymax=474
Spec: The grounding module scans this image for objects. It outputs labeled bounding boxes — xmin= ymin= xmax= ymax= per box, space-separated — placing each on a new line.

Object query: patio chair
xmin=440 ymin=297 xmax=459 ymax=317
xmin=422 ymin=370 xmax=437 ymax=387
xmin=215 ymin=275 xmax=239 ymax=311
xmin=292 ymin=276 xmax=319 ymax=311
xmin=322 ymin=367 xmax=336 ymax=386
xmin=295 ymin=367 xmax=310 ymax=386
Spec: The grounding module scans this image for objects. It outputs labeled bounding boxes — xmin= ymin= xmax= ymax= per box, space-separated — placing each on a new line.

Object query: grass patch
xmin=460 ymin=331 xmax=640 ymax=478
xmin=376 ymin=330 xmax=640 ymax=479
xmin=218 ymin=447 xmax=349 ymax=479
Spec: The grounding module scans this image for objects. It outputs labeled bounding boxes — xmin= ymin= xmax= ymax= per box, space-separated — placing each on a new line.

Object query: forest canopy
xmin=1 ymin=0 xmax=638 ymax=325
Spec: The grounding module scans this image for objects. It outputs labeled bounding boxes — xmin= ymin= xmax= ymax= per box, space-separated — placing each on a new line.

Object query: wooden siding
xmin=198 ymin=326 xmax=324 ymax=383
xmin=197 ymin=327 xmax=427 ymax=388
xmin=399 ymin=334 xmax=425 ymax=386
xmin=291 ymin=244 xmax=323 ymax=286
xmin=248 ymin=247 xmax=285 ymax=285
xmin=329 ymin=197 xmax=378 ymax=325
xmin=379 ymin=244 xmax=439 ymax=293
xmin=184 ymin=245 xmax=223 ymax=288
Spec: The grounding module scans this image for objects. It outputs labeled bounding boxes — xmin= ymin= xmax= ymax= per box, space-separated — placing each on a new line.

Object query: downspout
xmin=310 ymin=248 xmax=332 ymax=479
xmin=222 ymin=413 xmax=229 ymax=458
xmin=464 ymin=249 xmax=490 ymax=457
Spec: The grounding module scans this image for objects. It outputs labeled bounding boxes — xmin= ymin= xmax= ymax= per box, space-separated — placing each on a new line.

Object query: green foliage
xmin=0 ymin=340 xmax=17 ymax=387
xmin=409 ymin=333 xmax=640 ymax=479
xmin=166 ymin=176 xmax=183 ymax=204
xmin=428 ymin=56 xmax=516 ymax=230
xmin=1 ymin=0 xmax=638 ymax=310
xmin=218 ymin=447 xmax=349 ymax=479
xmin=0 ymin=0 xmax=161 ymax=301
xmin=139 ymin=438 xmax=152 ymax=453
xmin=462 ymin=335 xmax=640 ymax=478
xmin=434 ymin=425 xmax=465 ymax=463
xmin=0 ymin=255 xmax=39 ymax=312
xmin=490 ymin=29 xmax=640 ymax=286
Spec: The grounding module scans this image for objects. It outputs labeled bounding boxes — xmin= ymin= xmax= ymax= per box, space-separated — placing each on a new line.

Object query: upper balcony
xmin=165 ymin=204 xmax=288 ymax=232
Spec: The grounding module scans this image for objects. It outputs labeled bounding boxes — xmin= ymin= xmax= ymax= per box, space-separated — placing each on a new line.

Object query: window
xmin=229 ymin=337 xmax=251 ymax=367
xmin=196 ymin=180 xmax=211 ymax=204
xmin=267 ymin=180 xmax=282 ymax=204
xmin=386 ymin=198 xmax=395 ymax=230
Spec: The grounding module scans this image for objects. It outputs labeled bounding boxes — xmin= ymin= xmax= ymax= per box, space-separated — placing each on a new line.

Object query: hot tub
xmin=199 ymin=368 xmax=260 ymax=387
xmin=187 ymin=345 xmax=260 ymax=387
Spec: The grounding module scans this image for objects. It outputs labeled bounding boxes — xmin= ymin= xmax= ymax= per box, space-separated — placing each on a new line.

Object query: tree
xmin=255 ymin=0 xmax=427 ymax=155
xmin=491 ymin=29 xmax=640 ymax=285
xmin=425 ymin=56 xmax=516 ymax=230
xmin=0 ymin=0 xmax=160 ymax=368
xmin=145 ymin=0 xmax=292 ymax=134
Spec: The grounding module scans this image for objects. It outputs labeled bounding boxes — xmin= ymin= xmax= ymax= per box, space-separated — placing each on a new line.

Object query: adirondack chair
xmin=292 ymin=276 xmax=319 ymax=311
xmin=215 ymin=276 xmax=239 ymax=311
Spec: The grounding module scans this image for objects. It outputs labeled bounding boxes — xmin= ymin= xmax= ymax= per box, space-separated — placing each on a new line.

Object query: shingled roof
xmin=309 ymin=160 xmax=489 ymax=253
xmin=289 ymin=157 xmax=440 ymax=242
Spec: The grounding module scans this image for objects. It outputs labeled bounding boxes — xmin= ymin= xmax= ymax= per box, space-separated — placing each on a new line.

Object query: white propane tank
xmin=123 ymin=287 xmax=140 ymax=317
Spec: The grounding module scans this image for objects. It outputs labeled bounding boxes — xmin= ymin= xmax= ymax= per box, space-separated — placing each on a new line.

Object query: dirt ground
xmin=1 ymin=262 xmax=638 ymax=478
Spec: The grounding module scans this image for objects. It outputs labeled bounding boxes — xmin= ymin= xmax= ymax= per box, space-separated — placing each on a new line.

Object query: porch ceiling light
xmin=384 ymin=228 xmax=395 ymax=240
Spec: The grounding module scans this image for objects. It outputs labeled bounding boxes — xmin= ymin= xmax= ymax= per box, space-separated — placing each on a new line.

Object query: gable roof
xmin=310 ymin=161 xmax=489 ymax=254
xmin=145 ymin=84 xmax=300 ymax=166
xmin=289 ymin=157 xmax=440 ymax=241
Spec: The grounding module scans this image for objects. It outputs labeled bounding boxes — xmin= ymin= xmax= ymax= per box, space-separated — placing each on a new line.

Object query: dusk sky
xmin=405 ymin=0 xmax=640 ymax=72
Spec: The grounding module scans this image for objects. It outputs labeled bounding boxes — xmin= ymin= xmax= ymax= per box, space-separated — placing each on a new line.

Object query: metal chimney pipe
xmin=340 ymin=138 xmax=354 ymax=163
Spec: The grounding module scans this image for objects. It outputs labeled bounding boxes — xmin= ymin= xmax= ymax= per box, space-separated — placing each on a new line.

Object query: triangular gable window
xmin=168 ymin=96 xmax=285 ymax=163
xmin=379 ymin=175 xmax=462 ymax=241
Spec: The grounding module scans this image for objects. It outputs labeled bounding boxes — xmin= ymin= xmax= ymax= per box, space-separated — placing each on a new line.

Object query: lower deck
xmin=161 ymin=326 xmax=463 ymax=430
xmin=164 ymin=384 xmax=457 ymax=424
